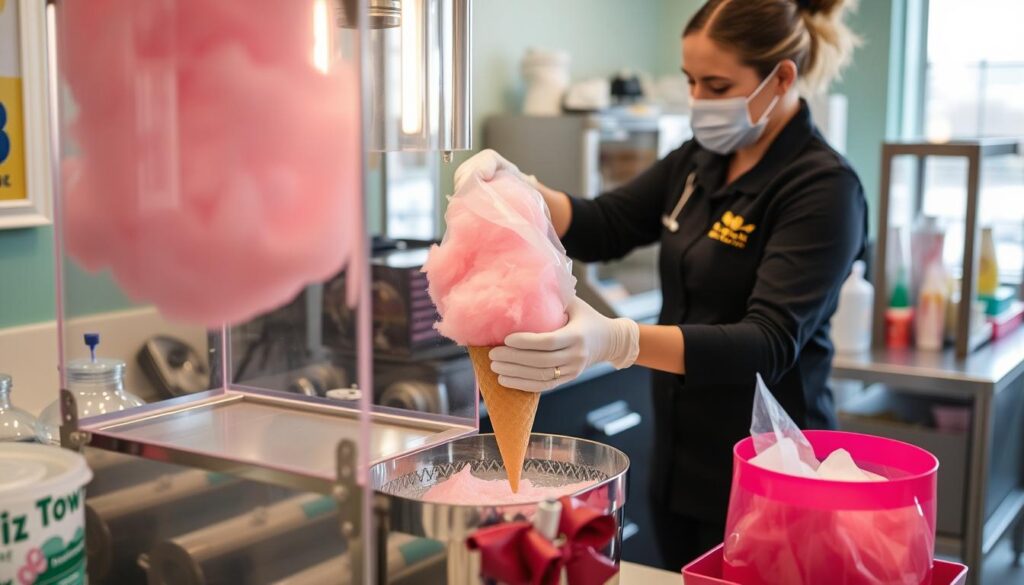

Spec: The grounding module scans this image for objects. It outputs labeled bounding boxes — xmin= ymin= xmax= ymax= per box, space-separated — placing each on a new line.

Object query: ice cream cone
xmin=467 ymin=345 xmax=539 ymax=493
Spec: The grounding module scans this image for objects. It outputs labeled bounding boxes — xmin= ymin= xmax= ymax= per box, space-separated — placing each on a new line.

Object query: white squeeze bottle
xmin=832 ymin=260 xmax=873 ymax=353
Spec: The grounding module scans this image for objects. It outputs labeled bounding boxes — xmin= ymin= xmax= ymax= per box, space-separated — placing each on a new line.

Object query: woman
xmin=456 ymin=0 xmax=865 ymax=570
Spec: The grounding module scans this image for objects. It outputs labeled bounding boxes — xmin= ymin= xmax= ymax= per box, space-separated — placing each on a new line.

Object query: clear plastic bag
xmin=424 ymin=171 xmax=576 ymax=346
xmin=749 ymin=373 xmax=819 ymax=476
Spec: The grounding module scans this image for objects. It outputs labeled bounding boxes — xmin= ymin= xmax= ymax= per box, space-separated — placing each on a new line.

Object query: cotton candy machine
xmin=371 ymin=433 xmax=629 ymax=584
xmin=38 ymin=0 xmax=639 ymax=582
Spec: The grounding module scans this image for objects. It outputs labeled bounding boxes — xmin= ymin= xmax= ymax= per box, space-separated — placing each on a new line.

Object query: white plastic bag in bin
xmin=749 ymin=374 xmax=819 ymax=477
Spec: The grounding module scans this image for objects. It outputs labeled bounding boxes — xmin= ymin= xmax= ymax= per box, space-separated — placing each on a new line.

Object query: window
xmin=924 ymin=0 xmax=1024 ymax=140
xmin=905 ymin=0 xmax=1024 ymax=281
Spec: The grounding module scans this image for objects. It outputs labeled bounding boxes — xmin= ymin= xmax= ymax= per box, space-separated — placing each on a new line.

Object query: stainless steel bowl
xmin=371 ymin=433 xmax=629 ymax=584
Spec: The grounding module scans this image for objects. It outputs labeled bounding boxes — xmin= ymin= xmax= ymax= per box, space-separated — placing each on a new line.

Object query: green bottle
xmin=889 ymin=267 xmax=911 ymax=308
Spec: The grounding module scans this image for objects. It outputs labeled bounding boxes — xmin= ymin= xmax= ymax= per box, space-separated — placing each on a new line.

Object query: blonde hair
xmin=684 ymin=0 xmax=862 ymax=94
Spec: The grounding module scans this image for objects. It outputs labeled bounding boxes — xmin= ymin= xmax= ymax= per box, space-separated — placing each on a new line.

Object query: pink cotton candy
xmin=723 ymin=496 xmax=933 ymax=585
xmin=422 ymin=465 xmax=596 ymax=506
xmin=57 ymin=0 xmax=361 ymax=326
xmin=423 ymin=172 xmax=575 ymax=346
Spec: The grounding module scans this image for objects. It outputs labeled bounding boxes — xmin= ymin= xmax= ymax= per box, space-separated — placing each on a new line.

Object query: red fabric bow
xmin=465 ymin=496 xmax=618 ymax=585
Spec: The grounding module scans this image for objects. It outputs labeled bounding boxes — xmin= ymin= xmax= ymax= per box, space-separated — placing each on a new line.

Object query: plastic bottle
xmin=910 ymin=216 xmax=945 ymax=301
xmin=832 ymin=260 xmax=873 ymax=353
xmin=886 ymin=266 xmax=914 ymax=349
xmin=0 ymin=374 xmax=42 ymax=443
xmin=915 ymin=263 xmax=948 ymax=351
xmin=978 ymin=227 xmax=998 ymax=296
xmin=38 ymin=334 xmax=145 ymax=444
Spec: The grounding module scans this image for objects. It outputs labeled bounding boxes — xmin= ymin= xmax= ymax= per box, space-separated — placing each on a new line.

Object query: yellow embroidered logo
xmin=708 ymin=211 xmax=755 ymax=249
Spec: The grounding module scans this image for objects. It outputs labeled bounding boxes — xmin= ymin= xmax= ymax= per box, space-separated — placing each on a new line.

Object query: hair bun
xmin=796 ymin=0 xmax=848 ymax=17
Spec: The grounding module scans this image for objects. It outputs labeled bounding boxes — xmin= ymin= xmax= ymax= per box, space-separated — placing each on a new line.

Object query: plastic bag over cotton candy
xmin=723 ymin=375 xmax=937 ymax=585
xmin=749 ymin=373 xmax=820 ymax=477
xmin=55 ymin=0 xmax=362 ymax=326
xmin=423 ymin=171 xmax=576 ymax=346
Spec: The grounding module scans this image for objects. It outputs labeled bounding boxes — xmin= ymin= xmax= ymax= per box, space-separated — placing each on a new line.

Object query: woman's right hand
xmin=454 ymin=149 xmax=573 ymax=238
xmin=453 ymin=149 xmax=537 ymax=192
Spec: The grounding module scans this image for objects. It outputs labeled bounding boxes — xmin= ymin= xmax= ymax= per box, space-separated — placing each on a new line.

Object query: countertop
xmin=831 ymin=322 xmax=1024 ymax=396
xmin=621 ymin=561 xmax=680 ymax=584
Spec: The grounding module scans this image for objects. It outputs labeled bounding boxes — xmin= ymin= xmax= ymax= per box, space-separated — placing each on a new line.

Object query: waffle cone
xmin=467 ymin=345 xmax=539 ymax=493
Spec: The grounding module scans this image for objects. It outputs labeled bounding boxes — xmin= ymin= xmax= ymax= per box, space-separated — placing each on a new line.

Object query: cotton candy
xmin=724 ymin=494 xmax=932 ymax=585
xmin=816 ymin=448 xmax=887 ymax=482
xmin=57 ymin=0 xmax=361 ymax=326
xmin=422 ymin=465 xmax=595 ymax=506
xmin=423 ymin=171 xmax=575 ymax=346
xmin=748 ymin=438 xmax=818 ymax=478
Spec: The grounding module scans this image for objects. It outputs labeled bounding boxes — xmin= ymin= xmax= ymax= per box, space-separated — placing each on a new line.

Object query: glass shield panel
xmin=49 ymin=0 xmax=370 ymax=579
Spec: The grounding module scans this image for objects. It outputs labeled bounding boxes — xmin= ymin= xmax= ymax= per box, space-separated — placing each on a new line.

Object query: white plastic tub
xmin=0 ymin=443 xmax=92 ymax=585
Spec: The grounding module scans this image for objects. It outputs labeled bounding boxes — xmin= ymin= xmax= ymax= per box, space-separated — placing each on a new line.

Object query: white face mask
xmin=689 ymin=63 xmax=782 ymax=155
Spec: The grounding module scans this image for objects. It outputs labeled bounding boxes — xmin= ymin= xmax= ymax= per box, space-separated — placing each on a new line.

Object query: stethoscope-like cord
xmin=662 ymin=171 xmax=697 ymax=233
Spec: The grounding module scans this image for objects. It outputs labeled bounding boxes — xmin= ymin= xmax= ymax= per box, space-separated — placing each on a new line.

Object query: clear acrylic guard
xmin=45 ymin=1 xmax=477 ymax=582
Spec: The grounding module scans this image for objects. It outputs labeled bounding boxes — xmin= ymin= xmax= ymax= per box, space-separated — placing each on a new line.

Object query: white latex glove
xmin=488 ymin=297 xmax=640 ymax=393
xmin=453 ymin=149 xmax=538 ymax=193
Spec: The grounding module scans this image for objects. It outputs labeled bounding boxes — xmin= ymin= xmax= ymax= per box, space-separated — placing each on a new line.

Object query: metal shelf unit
xmin=872 ymin=139 xmax=1021 ymax=358
xmin=833 ymin=322 xmax=1024 ymax=585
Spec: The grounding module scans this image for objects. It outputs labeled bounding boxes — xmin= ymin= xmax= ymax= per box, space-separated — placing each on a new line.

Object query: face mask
xmin=689 ymin=63 xmax=782 ymax=155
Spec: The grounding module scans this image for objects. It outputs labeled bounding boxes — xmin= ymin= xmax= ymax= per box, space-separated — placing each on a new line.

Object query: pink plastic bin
xmin=683 ymin=545 xmax=968 ymax=585
xmin=723 ymin=430 xmax=940 ymax=585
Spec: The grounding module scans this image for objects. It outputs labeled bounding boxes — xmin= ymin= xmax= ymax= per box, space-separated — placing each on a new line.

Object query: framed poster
xmin=0 ymin=0 xmax=51 ymax=228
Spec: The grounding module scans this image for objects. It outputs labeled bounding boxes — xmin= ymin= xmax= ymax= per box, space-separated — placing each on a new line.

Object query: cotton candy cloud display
xmin=58 ymin=0 xmax=361 ymax=326
xmin=423 ymin=171 xmax=575 ymax=346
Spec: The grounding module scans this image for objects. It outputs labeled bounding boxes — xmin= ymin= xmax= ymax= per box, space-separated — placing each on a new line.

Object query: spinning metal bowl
xmin=371 ymin=433 xmax=629 ymax=584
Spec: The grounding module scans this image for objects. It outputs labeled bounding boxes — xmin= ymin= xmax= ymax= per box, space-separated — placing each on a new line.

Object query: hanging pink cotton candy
xmin=56 ymin=0 xmax=362 ymax=326
xmin=423 ymin=171 xmax=576 ymax=346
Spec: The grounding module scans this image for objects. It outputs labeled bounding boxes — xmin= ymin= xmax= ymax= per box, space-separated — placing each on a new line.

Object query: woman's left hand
xmin=488 ymin=297 xmax=640 ymax=392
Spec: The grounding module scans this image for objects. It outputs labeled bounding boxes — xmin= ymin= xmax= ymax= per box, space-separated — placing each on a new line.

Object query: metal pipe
xmin=440 ymin=0 xmax=472 ymax=154
xmin=337 ymin=0 xmax=403 ymax=29
xmin=363 ymin=0 xmax=472 ymax=153
xmin=146 ymin=494 xmax=342 ymax=585
xmin=270 ymin=533 xmax=444 ymax=585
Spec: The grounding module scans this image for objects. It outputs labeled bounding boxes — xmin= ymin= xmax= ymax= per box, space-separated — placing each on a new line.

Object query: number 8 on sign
xmin=0 ymin=102 xmax=10 ymax=164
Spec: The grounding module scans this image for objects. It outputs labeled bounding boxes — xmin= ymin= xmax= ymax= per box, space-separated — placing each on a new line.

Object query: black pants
xmin=650 ymin=506 xmax=726 ymax=573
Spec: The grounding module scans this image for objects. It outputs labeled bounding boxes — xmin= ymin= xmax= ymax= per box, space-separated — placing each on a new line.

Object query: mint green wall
xmin=657 ymin=0 xmax=703 ymax=75
xmin=0 ymin=227 xmax=137 ymax=327
xmin=472 ymin=0 xmax=664 ymax=147
xmin=0 ymin=228 xmax=56 ymax=326
xmin=835 ymin=0 xmax=901 ymax=236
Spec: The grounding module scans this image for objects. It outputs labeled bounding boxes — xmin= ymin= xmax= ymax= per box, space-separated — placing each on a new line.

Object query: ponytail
xmin=799 ymin=0 xmax=861 ymax=92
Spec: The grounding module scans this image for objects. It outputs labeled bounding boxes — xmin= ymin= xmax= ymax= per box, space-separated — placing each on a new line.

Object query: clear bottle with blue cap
xmin=39 ymin=333 xmax=145 ymax=445
xmin=0 ymin=373 xmax=43 ymax=443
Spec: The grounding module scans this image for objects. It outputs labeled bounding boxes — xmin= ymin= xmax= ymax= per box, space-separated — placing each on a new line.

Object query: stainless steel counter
xmin=832 ymin=326 xmax=1024 ymax=585
xmin=834 ymin=326 xmax=1024 ymax=397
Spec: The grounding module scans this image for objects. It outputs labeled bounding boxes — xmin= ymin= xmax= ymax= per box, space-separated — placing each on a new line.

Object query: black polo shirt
xmin=561 ymin=100 xmax=867 ymax=520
